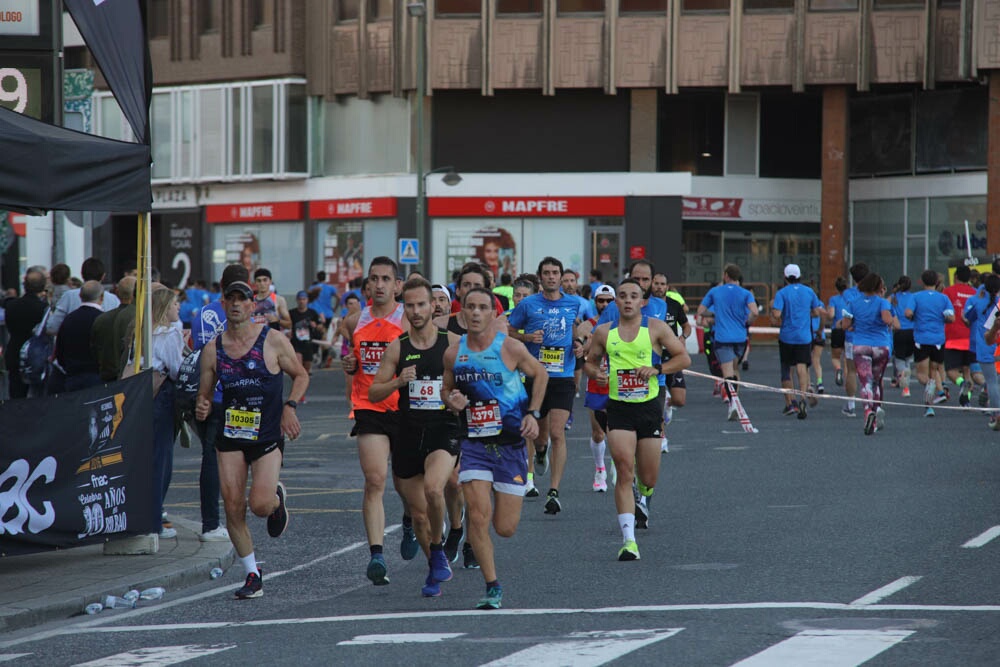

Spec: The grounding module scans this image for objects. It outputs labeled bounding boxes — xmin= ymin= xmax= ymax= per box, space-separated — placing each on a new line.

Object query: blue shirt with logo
xmin=844 ymin=294 xmax=892 ymax=347
xmin=772 ymin=284 xmax=822 ymax=345
xmin=700 ymin=283 xmax=755 ymax=344
xmin=909 ymin=290 xmax=954 ymax=347
xmin=508 ymin=293 xmax=582 ymax=379
xmin=963 ymin=290 xmax=997 ymax=362
xmin=891 ymin=291 xmax=915 ymax=331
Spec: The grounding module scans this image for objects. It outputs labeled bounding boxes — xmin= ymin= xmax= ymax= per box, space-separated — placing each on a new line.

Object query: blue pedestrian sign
xmin=399 ymin=238 xmax=419 ymax=265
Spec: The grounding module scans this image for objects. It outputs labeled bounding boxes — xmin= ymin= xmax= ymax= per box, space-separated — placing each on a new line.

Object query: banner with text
xmin=0 ymin=373 xmax=156 ymax=557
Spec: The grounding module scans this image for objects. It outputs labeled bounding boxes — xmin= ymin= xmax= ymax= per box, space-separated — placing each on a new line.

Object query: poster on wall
xmin=225 ymin=230 xmax=260 ymax=276
xmin=444 ymin=223 xmax=521 ymax=283
xmin=321 ymin=221 xmax=365 ymax=295
xmin=157 ymin=213 xmax=202 ymax=289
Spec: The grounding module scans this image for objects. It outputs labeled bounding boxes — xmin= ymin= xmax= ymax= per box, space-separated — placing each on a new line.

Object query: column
xmin=820 ymin=85 xmax=849 ymax=298
xmin=988 ymin=72 xmax=1000 ymax=257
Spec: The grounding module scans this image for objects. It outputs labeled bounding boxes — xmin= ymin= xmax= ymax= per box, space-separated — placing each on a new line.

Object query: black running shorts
xmin=391 ymin=422 xmax=461 ymax=479
xmin=607 ymin=396 xmax=663 ymax=440
xmin=351 ymin=409 xmax=400 ymax=438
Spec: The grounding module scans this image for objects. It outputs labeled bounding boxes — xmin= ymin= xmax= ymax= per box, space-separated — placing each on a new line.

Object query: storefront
xmin=308 ymin=197 xmax=399 ymax=296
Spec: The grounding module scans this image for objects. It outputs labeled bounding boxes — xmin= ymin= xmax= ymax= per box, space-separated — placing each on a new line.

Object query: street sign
xmin=399 ymin=238 xmax=419 ymax=265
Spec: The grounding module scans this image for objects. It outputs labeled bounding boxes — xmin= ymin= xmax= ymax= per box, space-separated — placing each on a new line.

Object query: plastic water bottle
xmin=210 ymin=567 xmax=223 ymax=580
xmin=84 ymin=603 xmax=103 ymax=615
xmin=123 ymin=589 xmax=140 ymax=603
xmin=103 ymin=595 xmax=137 ymax=610
xmin=139 ymin=587 xmax=165 ymax=601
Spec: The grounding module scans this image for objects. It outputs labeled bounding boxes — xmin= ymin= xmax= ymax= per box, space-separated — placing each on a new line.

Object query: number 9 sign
xmin=0 ymin=68 xmax=28 ymax=114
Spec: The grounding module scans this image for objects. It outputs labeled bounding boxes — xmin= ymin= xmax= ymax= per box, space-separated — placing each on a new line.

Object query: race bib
xmin=224 ymin=407 xmax=262 ymax=441
xmin=539 ymin=346 xmax=565 ymax=373
xmin=360 ymin=341 xmax=388 ymax=375
xmin=616 ymin=369 xmax=649 ymax=400
xmin=295 ymin=325 xmax=311 ymax=341
xmin=466 ymin=399 xmax=503 ymax=438
xmin=409 ymin=379 xmax=444 ymax=410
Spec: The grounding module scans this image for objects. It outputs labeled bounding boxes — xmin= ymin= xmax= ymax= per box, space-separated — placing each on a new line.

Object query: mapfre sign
xmin=429 ymin=197 xmax=625 ymax=217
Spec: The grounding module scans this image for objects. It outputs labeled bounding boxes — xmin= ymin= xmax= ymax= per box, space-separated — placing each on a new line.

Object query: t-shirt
xmin=891 ymin=291 xmax=915 ymax=331
xmin=699 ymin=283 xmax=756 ymax=344
xmin=842 ymin=287 xmax=861 ymax=343
xmin=844 ymin=294 xmax=892 ymax=348
xmin=289 ymin=307 xmax=321 ymax=347
xmin=828 ymin=293 xmax=848 ymax=327
xmin=507 ymin=293 xmax=582 ymax=379
xmin=811 ymin=299 xmax=826 ymax=341
xmin=309 ymin=283 xmax=339 ymax=319
xmin=909 ymin=290 xmax=955 ymax=347
xmin=964 ymin=291 xmax=998 ymax=363
xmin=942 ymin=283 xmax=976 ymax=350
xmin=772 ymin=284 xmax=822 ymax=345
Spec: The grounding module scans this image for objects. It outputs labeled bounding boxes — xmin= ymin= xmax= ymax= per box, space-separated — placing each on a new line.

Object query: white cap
xmin=784 ymin=264 xmax=801 ymax=279
xmin=594 ymin=284 xmax=616 ymax=299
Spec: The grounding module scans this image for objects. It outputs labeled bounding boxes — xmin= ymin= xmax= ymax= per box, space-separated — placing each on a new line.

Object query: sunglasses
xmin=595 ymin=298 xmax=614 ymax=305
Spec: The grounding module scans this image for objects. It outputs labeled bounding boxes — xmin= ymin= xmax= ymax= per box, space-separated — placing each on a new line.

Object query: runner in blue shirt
xmin=841 ymin=272 xmax=896 ymax=435
xmin=696 ymin=264 xmax=759 ymax=421
xmin=839 ymin=262 xmax=869 ymax=417
xmin=827 ymin=276 xmax=849 ymax=387
xmin=905 ymin=269 xmax=955 ymax=416
xmin=507 ymin=256 xmax=583 ymax=516
xmin=889 ymin=275 xmax=916 ymax=397
xmin=963 ymin=274 xmax=1000 ymax=423
xmin=309 ymin=271 xmax=340 ymax=320
xmin=771 ymin=264 xmax=823 ymax=418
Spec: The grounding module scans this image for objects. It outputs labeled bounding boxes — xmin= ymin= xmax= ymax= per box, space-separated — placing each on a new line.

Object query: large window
xmin=558 ymin=0 xmax=605 ymax=12
xmin=212 ymin=223 xmax=305 ymax=298
xmin=850 ymin=94 xmax=912 ymax=177
xmin=852 ymin=200 xmax=905 ymax=283
xmin=200 ymin=0 xmax=219 ymax=34
xmin=658 ymin=92 xmax=725 ymax=176
xmin=759 ymin=93 xmax=821 ymax=179
xmin=809 ymin=0 xmax=858 ymax=8
xmin=683 ymin=0 xmax=729 ymax=11
xmin=620 ymin=0 xmax=666 ymax=11
xmin=498 ymin=0 xmax=543 ymax=11
xmin=436 ymin=0 xmax=481 ymax=15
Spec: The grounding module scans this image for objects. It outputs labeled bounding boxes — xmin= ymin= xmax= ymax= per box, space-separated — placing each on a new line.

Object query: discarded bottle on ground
xmin=139 ymin=587 xmax=166 ymax=601
xmin=210 ymin=567 xmax=223 ymax=579
xmin=103 ymin=595 xmax=136 ymax=610
xmin=123 ymin=589 xmax=140 ymax=602
xmin=84 ymin=603 xmax=103 ymax=615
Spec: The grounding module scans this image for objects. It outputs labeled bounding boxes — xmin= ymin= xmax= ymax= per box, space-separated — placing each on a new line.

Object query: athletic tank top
xmin=397 ymin=329 xmax=456 ymax=429
xmin=608 ymin=323 xmax=660 ymax=403
xmin=216 ymin=326 xmax=284 ymax=445
xmin=352 ymin=303 xmax=405 ymax=411
xmin=446 ymin=314 xmax=466 ymax=335
xmin=453 ymin=333 xmax=528 ymax=445
xmin=585 ymin=316 xmax=609 ymax=396
xmin=252 ymin=293 xmax=280 ymax=330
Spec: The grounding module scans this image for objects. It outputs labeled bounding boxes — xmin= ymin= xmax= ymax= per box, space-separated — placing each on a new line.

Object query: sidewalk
xmin=0 ymin=516 xmax=233 ymax=634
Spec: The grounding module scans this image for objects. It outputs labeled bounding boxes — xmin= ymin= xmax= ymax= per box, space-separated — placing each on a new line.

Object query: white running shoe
xmin=199 ymin=526 xmax=230 ymax=542
xmin=660 ymin=436 xmax=669 ymax=453
xmin=875 ymin=407 xmax=886 ymax=431
xmin=593 ymin=468 xmax=607 ymax=492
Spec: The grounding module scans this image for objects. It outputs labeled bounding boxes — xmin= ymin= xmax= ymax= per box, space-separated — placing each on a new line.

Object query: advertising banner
xmin=0 ymin=373 xmax=156 ymax=556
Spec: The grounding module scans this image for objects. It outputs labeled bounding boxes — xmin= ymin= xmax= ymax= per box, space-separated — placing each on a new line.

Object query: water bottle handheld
xmin=84 ymin=603 xmax=103 ymax=615
xmin=139 ymin=587 xmax=166 ymax=600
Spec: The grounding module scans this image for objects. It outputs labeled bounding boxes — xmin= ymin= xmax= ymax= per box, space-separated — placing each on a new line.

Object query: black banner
xmin=0 ymin=373 xmax=156 ymax=557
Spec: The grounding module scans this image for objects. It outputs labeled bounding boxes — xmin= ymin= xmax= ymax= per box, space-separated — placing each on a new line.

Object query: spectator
xmin=46 ymin=257 xmax=121 ymax=335
xmin=3 ymin=270 xmax=48 ymax=399
xmin=52 ymin=280 xmax=105 ymax=393
xmin=91 ymin=276 xmax=137 ymax=382
xmin=49 ymin=263 xmax=72 ymax=307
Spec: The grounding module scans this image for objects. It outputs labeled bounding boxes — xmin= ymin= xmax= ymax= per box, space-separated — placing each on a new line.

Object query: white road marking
xmin=714 ymin=445 xmax=750 ymax=450
xmin=961 ymin=525 xmax=1000 ymax=548
xmin=729 ymin=629 xmax=914 ymax=666
xmin=478 ymin=628 xmax=683 ymax=667
xmin=72 ymin=644 xmax=236 ymax=666
xmin=339 ymin=633 xmax=465 ymax=645
xmin=851 ymin=576 xmax=923 ymax=606
xmin=0 ymin=655 xmax=30 ymax=662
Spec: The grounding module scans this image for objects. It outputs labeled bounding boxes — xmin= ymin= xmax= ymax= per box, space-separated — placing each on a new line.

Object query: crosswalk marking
xmin=72 ymin=644 xmax=236 ymax=666
xmin=729 ymin=629 xmax=914 ymax=666
xmin=339 ymin=633 xmax=465 ymax=645
xmin=962 ymin=525 xmax=1000 ymax=548
xmin=851 ymin=576 xmax=923 ymax=606
xmin=478 ymin=628 xmax=683 ymax=667
xmin=0 ymin=655 xmax=30 ymax=662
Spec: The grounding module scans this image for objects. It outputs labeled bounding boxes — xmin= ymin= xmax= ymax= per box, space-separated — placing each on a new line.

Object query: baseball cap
xmin=296 ymin=290 xmax=309 ymax=299
xmin=220 ymin=264 xmax=250 ymax=289
xmin=784 ymin=264 xmax=801 ymax=279
xmin=594 ymin=284 xmax=616 ymax=299
xmin=432 ymin=284 xmax=450 ymax=297
xmin=224 ymin=281 xmax=254 ymax=299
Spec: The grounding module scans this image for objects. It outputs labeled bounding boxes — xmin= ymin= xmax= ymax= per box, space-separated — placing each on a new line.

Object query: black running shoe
xmin=797 ymin=401 xmax=807 ymax=420
xmin=835 ymin=369 xmax=844 ymax=386
xmin=267 ymin=482 xmax=289 ymax=538
xmin=463 ymin=541 xmax=480 ymax=569
xmin=543 ymin=489 xmax=561 ymax=515
xmin=235 ymin=570 xmax=263 ymax=599
xmin=635 ymin=500 xmax=648 ymax=529
xmin=444 ymin=526 xmax=464 ymax=564
xmin=534 ymin=446 xmax=550 ymax=476
xmin=864 ymin=411 xmax=877 ymax=436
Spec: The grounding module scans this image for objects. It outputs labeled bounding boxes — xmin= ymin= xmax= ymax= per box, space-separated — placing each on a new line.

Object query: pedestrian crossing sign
xmin=399 ymin=238 xmax=419 ymax=265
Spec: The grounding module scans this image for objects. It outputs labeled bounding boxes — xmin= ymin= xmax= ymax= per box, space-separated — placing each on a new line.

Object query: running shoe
xmin=534 ymin=445 xmax=550 ymax=476
xmin=444 ymin=526 xmax=464 ymax=564
xmin=429 ymin=549 xmax=453 ymax=583
xmin=660 ymin=436 xmax=669 ymax=453
xmin=524 ymin=479 xmax=540 ymax=498
xmin=235 ymin=569 xmax=263 ymax=599
xmin=400 ymin=517 xmax=419 ymax=561
xmin=980 ymin=389 xmax=990 ymax=407
xmin=864 ymin=411 xmax=876 ymax=435
xmin=713 ymin=382 xmax=722 ymax=397
xmin=593 ymin=468 xmax=607 ymax=493
xmin=742 ymin=360 xmax=749 ymax=371
xmin=267 ymin=482 xmax=289 ymax=538
xmin=797 ymin=401 xmax=808 ymax=420
xmin=160 ymin=526 xmax=177 ymax=539
xmin=781 ymin=403 xmax=799 ymax=417
xmin=476 ymin=585 xmax=503 ymax=610
xmin=463 ymin=542 xmax=480 ymax=569
xmin=663 ymin=406 xmax=673 ymax=425
xmin=807 ymin=385 xmax=819 ymax=407
xmin=565 ymin=412 xmax=574 ymax=431
xmin=901 ymin=386 xmax=911 ymax=398
xmin=924 ymin=407 xmax=935 ymax=418
xmin=421 ymin=573 xmax=441 ymax=598
xmin=635 ymin=496 xmax=649 ymax=529
xmin=835 ymin=368 xmax=844 ymax=386
xmin=875 ymin=406 xmax=886 ymax=431
xmin=989 ymin=417 xmax=1000 ymax=431
xmin=841 ymin=406 xmax=856 ymax=417
xmin=618 ymin=539 xmax=640 ymax=561
xmin=959 ymin=388 xmax=971 ymax=407
xmin=816 ymin=382 xmax=825 ymax=394
xmin=366 ymin=554 xmax=390 ymax=585
xmin=544 ymin=489 xmax=561 ymax=515
xmin=933 ymin=391 xmax=949 ymax=405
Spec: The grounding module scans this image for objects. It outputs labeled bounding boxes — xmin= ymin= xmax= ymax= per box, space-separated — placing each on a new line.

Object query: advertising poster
xmin=225 ymin=230 xmax=260 ymax=276
xmin=321 ymin=221 xmax=365 ymax=295
xmin=443 ymin=223 xmax=521 ymax=283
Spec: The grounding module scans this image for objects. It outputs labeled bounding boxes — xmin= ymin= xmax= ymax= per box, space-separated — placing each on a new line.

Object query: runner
xmin=965 ymin=273 xmax=1000 ymax=429
xmin=441 ymin=287 xmax=548 ymax=609
xmin=575 ymin=284 xmax=616 ymax=491
xmin=657 ymin=284 xmax=691 ymax=452
xmin=251 ymin=268 xmax=291 ymax=330
xmin=584 ymin=279 xmax=690 ymax=560
xmin=369 ymin=277 xmax=461 ymax=597
xmin=339 ymin=256 xmax=411 ymax=585
xmin=827 ymin=276 xmax=849 ymax=388
xmin=841 ymin=263 xmax=870 ymax=417
xmin=288 ymin=290 xmax=322 ymax=378
xmin=942 ymin=266 xmax=982 ymax=406
xmin=510 ymin=275 xmax=543 ymax=497
xmin=841 ymin=273 xmax=896 ymax=435
xmin=889 ymin=276 xmax=916 ymax=397
xmin=507 ymin=257 xmax=583 ymax=515
xmin=195 ymin=280 xmax=308 ymax=599
xmin=905 ymin=269 xmax=955 ymax=417
xmin=771 ymin=264 xmax=823 ymax=419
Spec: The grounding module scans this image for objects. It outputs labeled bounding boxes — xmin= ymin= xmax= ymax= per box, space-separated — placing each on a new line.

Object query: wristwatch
xmin=530 ymin=409 xmax=542 ymax=419
xmin=284 ymin=400 xmax=298 ymax=410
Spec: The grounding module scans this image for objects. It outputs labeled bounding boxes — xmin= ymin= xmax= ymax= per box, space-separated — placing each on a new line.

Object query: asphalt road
xmin=2 ymin=346 xmax=999 ymax=665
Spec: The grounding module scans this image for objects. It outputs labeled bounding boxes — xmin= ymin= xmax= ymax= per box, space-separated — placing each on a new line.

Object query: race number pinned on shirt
xmin=539 ymin=346 xmax=565 ymax=373
xmin=295 ymin=324 xmax=311 ymax=341
xmin=224 ymin=407 xmax=262 ymax=440
xmin=409 ymin=379 xmax=444 ymax=410
xmin=467 ymin=399 xmax=503 ymax=438
xmin=616 ymin=369 xmax=649 ymax=400
xmin=360 ymin=341 xmax=389 ymax=375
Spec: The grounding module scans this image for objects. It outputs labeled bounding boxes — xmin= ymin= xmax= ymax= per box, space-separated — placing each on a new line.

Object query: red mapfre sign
xmin=309 ymin=198 xmax=398 ymax=219
xmin=428 ymin=196 xmax=625 ymax=217
xmin=206 ymin=201 xmax=304 ymax=223
xmin=629 ymin=245 xmax=646 ymax=260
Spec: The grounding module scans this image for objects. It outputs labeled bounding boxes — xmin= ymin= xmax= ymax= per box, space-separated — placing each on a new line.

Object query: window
xmin=436 ymin=0 xmax=481 ymax=15
xmin=745 ymin=0 xmax=792 ymax=9
xmin=339 ymin=0 xmax=360 ymax=20
xmin=199 ymin=88 xmax=225 ymax=179
xmin=252 ymin=0 xmax=273 ymax=28
xmin=873 ymin=0 xmax=921 ymax=7
xmin=758 ymin=93 xmax=821 ymax=179
xmin=914 ymin=88 xmax=987 ymax=173
xmin=251 ymin=85 xmax=275 ymax=175
xmin=558 ymin=0 xmax=605 ymax=12
xmin=370 ymin=0 xmax=395 ymax=19
xmin=286 ymin=85 xmax=309 ymax=174
xmin=148 ymin=0 xmax=168 ymax=38
xmin=808 ymin=0 xmax=857 ymax=8
xmin=849 ymin=94 xmax=912 ymax=177
xmin=498 ymin=0 xmax=543 ymax=12
xmin=852 ymin=200 xmax=905 ymax=283
xmin=620 ymin=0 xmax=666 ymax=10
xmin=200 ymin=0 xmax=219 ymax=34
xmin=682 ymin=0 xmax=729 ymax=11
xmin=150 ymin=92 xmax=172 ymax=179
xmin=658 ymin=92 xmax=725 ymax=176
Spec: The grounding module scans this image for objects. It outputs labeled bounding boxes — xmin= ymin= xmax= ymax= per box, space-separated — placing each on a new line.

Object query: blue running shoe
xmin=564 ymin=412 xmax=574 ymax=431
xmin=421 ymin=573 xmax=441 ymax=598
xmin=366 ymin=554 xmax=389 ymax=586
xmin=429 ymin=549 xmax=453 ymax=583
xmin=476 ymin=585 xmax=502 ymax=610
xmin=400 ymin=519 xmax=419 ymax=561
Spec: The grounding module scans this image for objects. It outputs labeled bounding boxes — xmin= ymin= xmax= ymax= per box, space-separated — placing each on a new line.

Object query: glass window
xmin=200 ymin=0 xmax=219 ymax=33
xmin=658 ymin=92 xmax=725 ymax=176
xmin=558 ymin=0 xmax=605 ymax=12
xmin=499 ymin=0 xmax=543 ymax=11
xmin=849 ymin=94 xmax=912 ymax=177
xmin=232 ymin=88 xmax=243 ymax=176
xmin=928 ymin=196 xmax=987 ymax=271
xmin=251 ymin=85 xmax=275 ymax=174
xmin=681 ymin=230 xmax=722 ymax=285
xmin=316 ymin=221 xmax=367 ymax=296
xmin=179 ymin=90 xmax=194 ymax=179
xmin=683 ymin=0 xmax=729 ymax=11
xmin=726 ymin=94 xmax=758 ymax=176
xmin=148 ymin=0 xmax=168 ymax=38
xmin=436 ymin=0 xmax=481 ymax=15
xmin=745 ymin=0 xmax=792 ymax=9
xmin=199 ymin=88 xmax=224 ymax=179
xmin=620 ymin=0 xmax=666 ymax=10
xmin=98 ymin=96 xmax=126 ymax=141
xmin=252 ymin=0 xmax=273 ymax=28
xmin=851 ymin=200 xmax=905 ymax=283
xmin=285 ymin=85 xmax=309 ymax=174
xmin=213 ymin=224 xmax=305 ymax=299
xmin=370 ymin=0 xmax=395 ymax=19
xmin=339 ymin=0 xmax=360 ymax=20
xmin=874 ymin=0 xmax=921 ymax=7
xmin=809 ymin=0 xmax=857 ymax=8
xmin=151 ymin=93 xmax=172 ymax=180
xmin=914 ymin=87 xmax=987 ymax=173
xmin=759 ymin=92 xmax=821 ymax=179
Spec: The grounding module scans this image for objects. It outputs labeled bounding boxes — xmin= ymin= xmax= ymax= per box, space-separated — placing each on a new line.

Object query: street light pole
xmin=411 ymin=1 xmax=427 ymax=274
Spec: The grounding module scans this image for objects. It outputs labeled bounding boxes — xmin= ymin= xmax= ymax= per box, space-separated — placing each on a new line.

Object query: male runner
xmin=289 ymin=290 xmax=322 ymax=376
xmin=584 ymin=279 xmax=690 ymax=560
xmin=575 ymin=284 xmax=615 ymax=491
xmin=339 ymin=257 xmax=411 ymax=584
xmin=195 ymin=280 xmax=308 ymax=599
xmin=507 ymin=257 xmax=583 ymax=515
xmin=905 ymin=269 xmax=955 ymax=416
xmin=656 ymin=285 xmax=691 ymax=451
xmin=251 ymin=268 xmax=291 ymax=330
xmin=432 ymin=284 xmax=453 ymax=318
xmin=942 ymin=265 xmax=982 ymax=405
xmin=771 ymin=264 xmax=823 ymax=418
xmin=442 ymin=287 xmax=548 ymax=609
xmin=370 ymin=278 xmax=460 ymax=597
